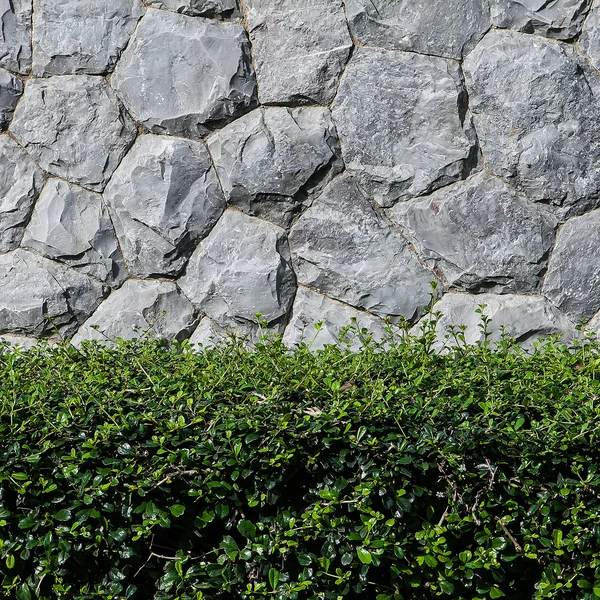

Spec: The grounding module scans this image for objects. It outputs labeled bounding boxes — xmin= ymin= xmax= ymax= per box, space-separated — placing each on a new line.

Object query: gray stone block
xmin=147 ymin=0 xmax=239 ymax=18
xmin=188 ymin=317 xmax=231 ymax=349
xmin=104 ymin=134 xmax=225 ymax=278
xmin=579 ymin=3 xmax=600 ymax=69
xmin=21 ymin=179 xmax=126 ymax=286
xmin=289 ymin=176 xmax=436 ymax=322
xmin=245 ymin=0 xmax=352 ymax=105
xmin=0 ymin=68 xmax=22 ymax=130
xmin=111 ymin=8 xmax=256 ymax=139
xmin=389 ymin=172 xmax=557 ymax=293
xmin=207 ymin=107 xmax=342 ymax=228
xmin=332 ymin=47 xmax=476 ymax=207
xmin=0 ymin=0 xmax=32 ymax=74
xmin=9 ymin=75 xmax=136 ymax=191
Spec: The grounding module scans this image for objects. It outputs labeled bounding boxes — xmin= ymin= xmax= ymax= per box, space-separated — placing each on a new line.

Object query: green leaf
xmin=237 ymin=519 xmax=256 ymax=540
xmin=357 ymin=547 xmax=372 ymax=564
xmin=553 ymin=529 xmax=563 ymax=548
xmin=15 ymin=584 xmax=32 ymax=600
xmin=514 ymin=418 xmax=525 ymax=430
xmin=268 ymin=567 xmax=279 ymax=590
xmin=169 ymin=504 xmax=186 ymax=517
xmin=298 ymin=554 xmax=312 ymax=566
xmin=12 ymin=472 xmax=28 ymax=481
xmin=54 ymin=509 xmax=71 ymax=522
xmin=440 ymin=580 xmax=455 ymax=594
xmin=489 ymin=587 xmax=505 ymax=598
xmin=5 ymin=555 xmax=14 ymax=569
xmin=593 ymin=587 xmax=600 ymax=598
xmin=220 ymin=535 xmax=239 ymax=560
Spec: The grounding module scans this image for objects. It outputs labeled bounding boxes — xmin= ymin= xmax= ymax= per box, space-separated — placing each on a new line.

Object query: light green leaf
xmin=357 ymin=547 xmax=372 ymax=564
xmin=268 ymin=567 xmax=279 ymax=590
xmin=169 ymin=504 xmax=186 ymax=517
xmin=489 ymin=587 xmax=505 ymax=598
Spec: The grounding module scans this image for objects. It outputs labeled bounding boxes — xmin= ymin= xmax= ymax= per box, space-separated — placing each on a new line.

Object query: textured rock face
xmin=464 ymin=29 xmax=600 ymax=218
xmin=148 ymin=0 xmax=238 ymax=18
xmin=245 ymin=0 xmax=352 ymax=105
xmin=188 ymin=317 xmax=231 ymax=348
xmin=390 ymin=172 xmax=557 ymax=293
xmin=10 ymin=76 xmax=136 ymax=191
xmin=289 ymin=176 xmax=435 ymax=322
xmin=207 ymin=107 xmax=341 ymax=227
xmin=32 ymin=0 xmax=144 ymax=76
xmin=579 ymin=4 xmax=600 ymax=69
xmin=0 ymin=0 xmax=32 ymax=73
xmin=104 ymin=135 xmax=225 ymax=278
xmin=21 ymin=179 xmax=126 ymax=286
xmin=0 ymin=136 xmax=44 ymax=253
xmin=332 ymin=47 xmax=475 ymax=207
xmin=344 ymin=0 xmax=490 ymax=59
xmin=0 ymin=69 xmax=22 ymax=130
xmin=111 ymin=9 xmax=256 ymax=139
xmin=178 ymin=209 xmax=296 ymax=330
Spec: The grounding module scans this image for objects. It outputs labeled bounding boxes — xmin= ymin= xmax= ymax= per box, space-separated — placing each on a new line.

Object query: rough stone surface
xmin=543 ymin=208 xmax=600 ymax=322
xmin=0 ymin=249 xmax=105 ymax=337
xmin=332 ymin=47 xmax=476 ymax=207
xmin=0 ymin=0 xmax=32 ymax=74
xmin=148 ymin=0 xmax=238 ymax=18
xmin=188 ymin=317 xmax=231 ymax=348
xmin=72 ymin=279 xmax=198 ymax=344
xmin=111 ymin=9 xmax=256 ymax=139
xmin=389 ymin=172 xmax=557 ymax=293
xmin=21 ymin=179 xmax=126 ymax=286
xmin=0 ymin=69 xmax=22 ymax=130
xmin=490 ymin=0 xmax=592 ymax=40
xmin=207 ymin=107 xmax=341 ymax=227
xmin=344 ymin=0 xmax=490 ymax=59
xmin=245 ymin=0 xmax=352 ymax=105
xmin=32 ymin=0 xmax=144 ymax=76
xmin=464 ymin=29 xmax=600 ymax=218
xmin=579 ymin=3 xmax=600 ymax=69
xmin=104 ymin=134 xmax=225 ymax=278
xmin=178 ymin=209 xmax=296 ymax=330
xmin=289 ymin=176 xmax=435 ymax=322
xmin=0 ymin=135 xmax=44 ymax=252
xmin=10 ymin=75 xmax=136 ymax=191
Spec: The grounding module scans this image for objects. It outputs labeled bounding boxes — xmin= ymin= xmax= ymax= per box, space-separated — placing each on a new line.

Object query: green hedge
xmin=2 ymin=316 xmax=600 ymax=599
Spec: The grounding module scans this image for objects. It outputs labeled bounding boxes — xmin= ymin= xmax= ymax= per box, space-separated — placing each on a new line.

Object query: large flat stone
xmin=21 ymin=179 xmax=126 ymax=286
xmin=72 ymin=279 xmax=198 ymax=344
xmin=111 ymin=8 xmax=256 ymax=139
xmin=178 ymin=209 xmax=296 ymax=331
xmin=147 ymin=0 xmax=239 ymax=18
xmin=0 ymin=136 xmax=44 ymax=253
xmin=9 ymin=75 xmax=136 ymax=191
xmin=207 ymin=107 xmax=342 ymax=227
xmin=463 ymin=29 xmax=600 ymax=218
xmin=104 ymin=134 xmax=225 ymax=278
xmin=389 ymin=172 xmax=557 ymax=293
xmin=0 ymin=249 xmax=106 ymax=337
xmin=0 ymin=68 xmax=22 ymax=130
xmin=344 ymin=0 xmax=490 ymax=59
xmin=289 ymin=176 xmax=436 ymax=322
xmin=245 ymin=0 xmax=352 ymax=105
xmin=332 ymin=47 xmax=476 ymax=207
xmin=0 ymin=0 xmax=32 ymax=74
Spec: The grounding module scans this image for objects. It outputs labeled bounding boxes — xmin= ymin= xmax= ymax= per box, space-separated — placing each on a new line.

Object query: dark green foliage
xmin=2 ymin=314 xmax=600 ymax=599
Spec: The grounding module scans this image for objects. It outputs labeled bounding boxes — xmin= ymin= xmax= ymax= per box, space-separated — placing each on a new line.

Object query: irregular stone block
xmin=245 ymin=0 xmax=352 ymax=105
xmin=0 ymin=0 xmax=32 ymax=74
xmin=389 ymin=172 xmax=557 ymax=293
xmin=332 ymin=47 xmax=476 ymax=207
xmin=104 ymin=135 xmax=225 ymax=278
xmin=111 ymin=8 xmax=256 ymax=139
xmin=10 ymin=75 xmax=136 ymax=191
xmin=72 ymin=279 xmax=198 ymax=344
xmin=283 ymin=286 xmax=389 ymax=351
xmin=188 ymin=317 xmax=231 ymax=349
xmin=0 ymin=249 xmax=106 ymax=337
xmin=0 ymin=136 xmax=44 ymax=253
xmin=147 ymin=0 xmax=238 ymax=18
xmin=0 ymin=335 xmax=42 ymax=349
xmin=463 ymin=29 xmax=600 ymax=218
xmin=178 ymin=209 xmax=296 ymax=330
xmin=289 ymin=176 xmax=435 ymax=322
xmin=579 ymin=4 xmax=600 ymax=70
xmin=32 ymin=0 xmax=144 ymax=76
xmin=490 ymin=0 xmax=592 ymax=40
xmin=344 ymin=0 xmax=490 ymax=60
xmin=21 ymin=179 xmax=126 ymax=286
xmin=0 ymin=68 xmax=22 ymax=130
xmin=207 ymin=107 xmax=342 ymax=227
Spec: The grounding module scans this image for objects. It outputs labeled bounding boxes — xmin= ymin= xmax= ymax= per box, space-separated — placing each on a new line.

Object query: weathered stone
xmin=283 ymin=286 xmax=389 ymax=351
xmin=0 ymin=136 xmax=44 ymax=252
xmin=543 ymin=208 xmax=600 ymax=322
xmin=207 ymin=107 xmax=341 ymax=227
xmin=245 ymin=0 xmax=352 ymax=105
xmin=332 ymin=47 xmax=476 ymax=207
xmin=289 ymin=176 xmax=435 ymax=322
xmin=147 ymin=0 xmax=238 ymax=18
xmin=0 ymin=0 xmax=32 ymax=74
xmin=111 ymin=9 xmax=256 ymax=139
xmin=21 ymin=179 xmax=126 ymax=286
xmin=0 ymin=249 xmax=105 ymax=337
xmin=104 ymin=135 xmax=225 ymax=278
xmin=464 ymin=29 xmax=600 ymax=218
xmin=389 ymin=172 xmax=557 ymax=293
xmin=178 ymin=209 xmax=296 ymax=330
xmin=188 ymin=317 xmax=232 ymax=349
xmin=10 ymin=75 xmax=136 ymax=191
xmin=0 ymin=335 xmax=42 ymax=349
xmin=32 ymin=0 xmax=144 ymax=76
xmin=0 ymin=69 xmax=22 ymax=130
xmin=490 ymin=0 xmax=592 ymax=40
xmin=344 ymin=0 xmax=490 ymax=60
xmin=72 ymin=279 xmax=198 ymax=344
xmin=579 ymin=4 xmax=600 ymax=69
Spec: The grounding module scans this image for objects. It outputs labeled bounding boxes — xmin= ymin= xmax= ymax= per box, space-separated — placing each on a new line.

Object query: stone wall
xmin=0 ymin=0 xmax=599 ymax=349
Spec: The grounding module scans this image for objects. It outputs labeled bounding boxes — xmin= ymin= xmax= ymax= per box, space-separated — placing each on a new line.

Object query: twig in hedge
xmin=497 ymin=518 xmax=522 ymax=554
xmin=150 ymin=469 xmax=198 ymax=490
